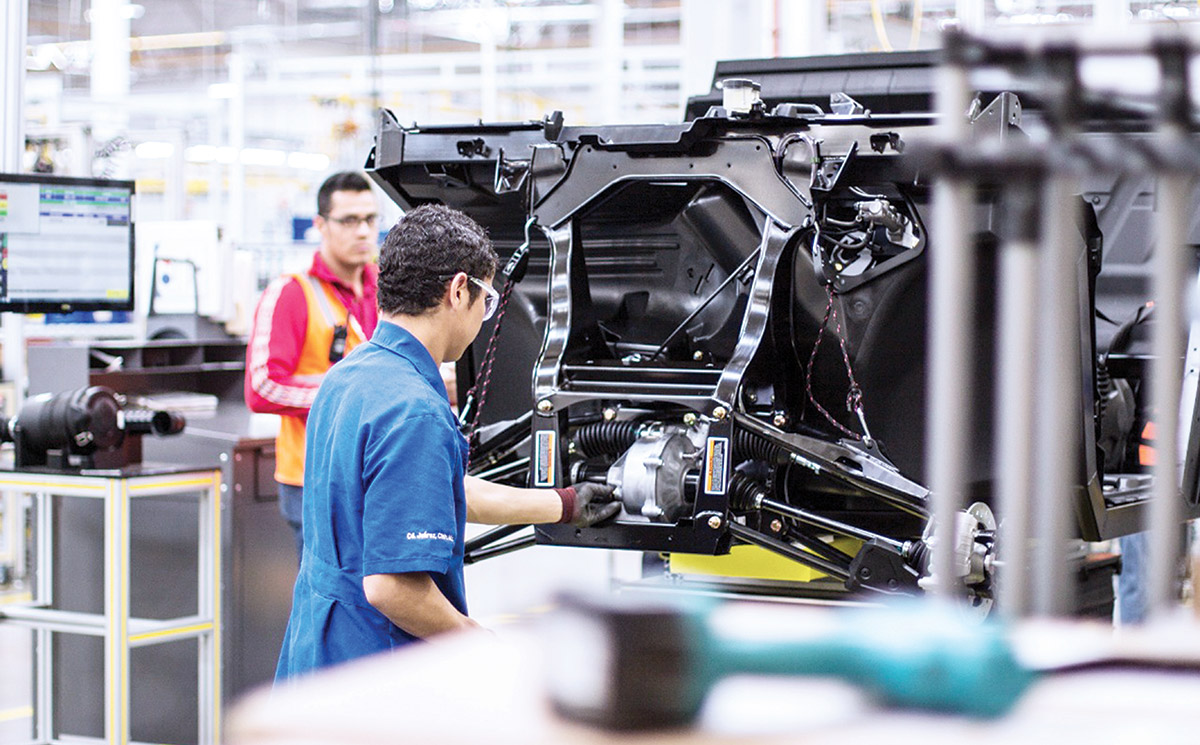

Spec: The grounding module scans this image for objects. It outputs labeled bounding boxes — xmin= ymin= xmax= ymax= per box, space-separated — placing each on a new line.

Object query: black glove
xmin=555 ymin=483 xmax=621 ymax=528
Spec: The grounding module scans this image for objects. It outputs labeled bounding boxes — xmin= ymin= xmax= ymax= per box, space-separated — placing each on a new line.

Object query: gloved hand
xmin=555 ymin=483 xmax=621 ymax=528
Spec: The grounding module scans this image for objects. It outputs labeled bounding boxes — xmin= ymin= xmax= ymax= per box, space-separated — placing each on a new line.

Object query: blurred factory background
xmin=4 ymin=2 xmax=1200 ymax=744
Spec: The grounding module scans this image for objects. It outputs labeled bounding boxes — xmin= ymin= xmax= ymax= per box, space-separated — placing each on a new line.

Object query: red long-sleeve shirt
xmin=245 ymin=252 xmax=379 ymax=419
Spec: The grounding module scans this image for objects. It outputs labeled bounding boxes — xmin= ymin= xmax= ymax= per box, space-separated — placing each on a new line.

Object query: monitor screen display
xmin=0 ymin=173 xmax=135 ymax=313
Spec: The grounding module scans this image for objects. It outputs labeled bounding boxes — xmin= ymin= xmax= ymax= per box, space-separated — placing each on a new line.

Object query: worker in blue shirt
xmin=276 ymin=204 xmax=619 ymax=679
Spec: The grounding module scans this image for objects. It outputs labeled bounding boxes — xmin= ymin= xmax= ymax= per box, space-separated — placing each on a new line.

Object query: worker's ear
xmin=313 ymin=214 xmax=332 ymax=243
xmin=446 ymin=272 xmax=470 ymax=310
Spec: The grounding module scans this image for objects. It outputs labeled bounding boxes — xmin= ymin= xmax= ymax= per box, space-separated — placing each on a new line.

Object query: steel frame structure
xmin=0 ymin=468 xmax=222 ymax=745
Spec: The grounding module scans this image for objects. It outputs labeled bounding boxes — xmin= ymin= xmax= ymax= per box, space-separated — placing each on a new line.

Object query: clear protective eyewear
xmin=469 ymin=276 xmax=500 ymax=321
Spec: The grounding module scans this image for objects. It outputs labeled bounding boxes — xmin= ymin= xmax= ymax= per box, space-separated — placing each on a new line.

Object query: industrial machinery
xmin=366 ymin=53 xmax=1200 ymax=607
xmin=0 ymin=385 xmax=185 ymax=469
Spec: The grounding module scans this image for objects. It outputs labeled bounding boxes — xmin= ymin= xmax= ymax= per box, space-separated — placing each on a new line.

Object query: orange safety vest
xmin=274 ymin=273 xmax=367 ymax=485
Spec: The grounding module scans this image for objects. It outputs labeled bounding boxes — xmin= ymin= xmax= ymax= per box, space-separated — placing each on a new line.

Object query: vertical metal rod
xmin=197 ymin=474 xmax=222 ymax=744
xmin=995 ymin=220 xmax=1040 ymax=617
xmin=927 ymin=54 xmax=975 ymax=599
xmin=35 ymin=492 xmax=52 ymax=742
xmin=228 ymin=51 xmax=246 ymax=247
xmin=36 ymin=624 xmax=51 ymax=741
xmin=0 ymin=0 xmax=26 ymax=169
xmin=36 ymin=492 xmax=52 ymax=606
xmin=198 ymin=492 xmax=211 ymax=745
xmin=1 ymin=0 xmax=29 ymax=406
xmin=1148 ymin=173 xmax=1190 ymax=617
xmin=1031 ymin=176 xmax=1081 ymax=617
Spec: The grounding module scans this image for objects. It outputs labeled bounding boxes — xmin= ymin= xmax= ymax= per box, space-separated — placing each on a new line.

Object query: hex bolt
xmin=769 ymin=519 xmax=784 ymax=533
xmin=692 ymin=350 xmax=704 ymax=361
xmin=536 ymin=399 xmax=553 ymax=413
xmin=711 ymin=406 xmax=727 ymax=420
xmin=707 ymin=515 xmax=723 ymax=530
xmin=682 ymin=412 xmax=697 ymax=426
xmin=772 ymin=413 xmax=787 ymax=427
xmin=602 ymin=407 xmax=617 ymax=421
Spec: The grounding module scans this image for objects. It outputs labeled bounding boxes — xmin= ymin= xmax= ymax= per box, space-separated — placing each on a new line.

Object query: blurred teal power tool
xmin=544 ymin=593 xmax=1035 ymax=730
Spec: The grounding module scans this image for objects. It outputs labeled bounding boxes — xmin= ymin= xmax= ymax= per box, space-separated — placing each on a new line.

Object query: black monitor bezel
xmin=0 ymin=172 xmax=136 ymax=314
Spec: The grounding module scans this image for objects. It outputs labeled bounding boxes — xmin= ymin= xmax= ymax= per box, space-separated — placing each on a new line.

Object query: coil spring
xmin=573 ymin=420 xmax=642 ymax=457
xmin=728 ymin=472 xmax=769 ymax=511
xmin=733 ymin=429 xmax=783 ymax=466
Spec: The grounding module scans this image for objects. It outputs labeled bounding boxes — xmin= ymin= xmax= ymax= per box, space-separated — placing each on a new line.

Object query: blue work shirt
xmin=275 ymin=320 xmax=469 ymax=680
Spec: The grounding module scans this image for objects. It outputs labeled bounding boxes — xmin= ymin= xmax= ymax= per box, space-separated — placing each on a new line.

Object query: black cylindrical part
xmin=728 ymin=472 xmax=769 ymax=511
xmin=733 ymin=429 xmax=783 ymax=466
xmin=17 ymin=387 xmax=123 ymax=455
xmin=123 ymin=408 xmax=186 ymax=436
xmin=574 ymin=421 xmax=641 ymax=457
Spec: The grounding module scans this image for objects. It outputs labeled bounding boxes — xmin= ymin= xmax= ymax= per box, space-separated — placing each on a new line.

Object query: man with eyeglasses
xmin=246 ymin=171 xmax=381 ymax=560
xmin=275 ymin=204 xmax=618 ymax=679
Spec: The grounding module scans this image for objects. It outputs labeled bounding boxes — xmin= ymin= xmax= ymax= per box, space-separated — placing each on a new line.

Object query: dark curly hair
xmin=377 ymin=204 xmax=499 ymax=316
xmin=317 ymin=171 xmax=372 ymax=216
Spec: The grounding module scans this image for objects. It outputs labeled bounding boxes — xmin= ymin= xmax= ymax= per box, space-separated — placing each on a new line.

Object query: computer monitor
xmin=0 ymin=173 xmax=135 ymax=313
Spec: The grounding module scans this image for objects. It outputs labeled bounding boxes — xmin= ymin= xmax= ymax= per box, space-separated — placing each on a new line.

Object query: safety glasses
xmin=469 ymin=276 xmax=500 ymax=321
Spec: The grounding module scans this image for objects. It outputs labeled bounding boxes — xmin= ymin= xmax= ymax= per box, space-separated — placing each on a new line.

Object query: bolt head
xmin=772 ymin=414 xmax=787 ymax=427
xmin=707 ymin=515 xmax=722 ymax=530
xmin=711 ymin=406 xmax=727 ymax=420
xmin=682 ymin=412 xmax=697 ymax=426
xmin=536 ymin=399 xmax=553 ymax=413
xmin=602 ymin=407 xmax=617 ymax=421
xmin=693 ymin=350 xmax=704 ymax=361
xmin=769 ymin=519 xmax=784 ymax=533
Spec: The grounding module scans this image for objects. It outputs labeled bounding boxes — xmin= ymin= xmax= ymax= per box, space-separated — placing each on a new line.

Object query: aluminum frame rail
xmin=0 ymin=469 xmax=223 ymax=745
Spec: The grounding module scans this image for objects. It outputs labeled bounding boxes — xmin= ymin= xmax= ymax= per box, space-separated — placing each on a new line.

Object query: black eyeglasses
xmin=323 ymin=214 xmax=380 ymax=229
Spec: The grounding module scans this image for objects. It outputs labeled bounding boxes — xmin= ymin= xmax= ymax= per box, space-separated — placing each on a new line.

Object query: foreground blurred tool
xmin=545 ymin=593 xmax=1033 ymax=730
xmin=0 ymin=385 xmax=186 ymax=469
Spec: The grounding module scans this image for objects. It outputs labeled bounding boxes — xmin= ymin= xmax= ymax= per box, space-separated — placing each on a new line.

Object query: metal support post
xmin=34 ymin=492 xmax=52 ymax=743
xmin=1031 ymin=175 xmax=1082 ymax=617
xmin=927 ymin=39 xmax=975 ymax=599
xmin=1 ymin=0 xmax=28 ymax=404
xmin=1147 ymin=172 xmax=1190 ymax=617
xmin=104 ymin=477 xmax=130 ymax=745
xmin=1146 ymin=37 xmax=1194 ymax=617
xmin=228 ymin=52 xmax=246 ymax=246
xmin=196 ymin=471 xmax=223 ymax=745
xmin=0 ymin=0 xmax=25 ymax=166
xmin=995 ymin=186 xmax=1041 ymax=618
